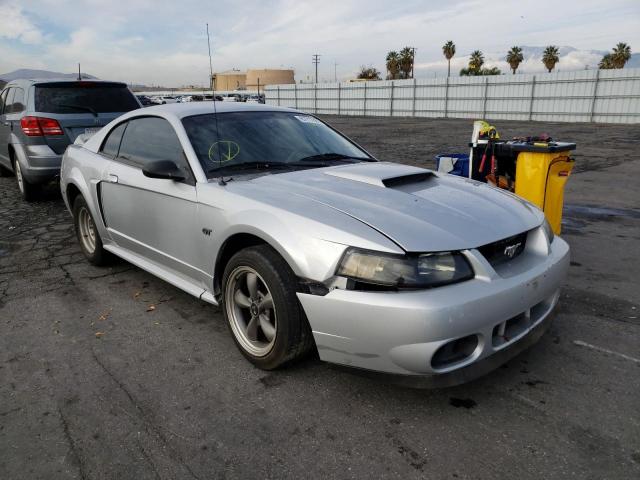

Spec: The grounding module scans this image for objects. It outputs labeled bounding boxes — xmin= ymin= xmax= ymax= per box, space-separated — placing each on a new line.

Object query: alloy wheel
xmin=225 ymin=266 xmax=277 ymax=357
xmin=14 ymin=161 xmax=24 ymax=194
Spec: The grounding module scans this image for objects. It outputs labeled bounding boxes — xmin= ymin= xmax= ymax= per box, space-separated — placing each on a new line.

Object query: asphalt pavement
xmin=1 ymin=117 xmax=639 ymax=479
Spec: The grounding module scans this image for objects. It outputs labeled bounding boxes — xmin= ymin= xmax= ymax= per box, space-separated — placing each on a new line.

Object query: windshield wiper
xmin=55 ymin=104 xmax=98 ymax=117
xmin=297 ymin=153 xmax=372 ymax=163
xmin=207 ymin=161 xmax=293 ymax=174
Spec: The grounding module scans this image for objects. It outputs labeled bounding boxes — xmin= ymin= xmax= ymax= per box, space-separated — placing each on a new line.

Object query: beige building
xmin=212 ymin=70 xmax=246 ymax=91
xmin=212 ymin=68 xmax=295 ymax=91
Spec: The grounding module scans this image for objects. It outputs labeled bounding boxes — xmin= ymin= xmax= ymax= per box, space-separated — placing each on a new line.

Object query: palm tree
xmin=399 ymin=47 xmax=415 ymax=79
xmin=442 ymin=41 xmax=456 ymax=77
xmin=599 ymin=53 xmax=615 ymax=69
xmin=506 ymin=46 xmax=524 ymax=74
xmin=469 ymin=50 xmax=484 ymax=73
xmin=611 ymin=42 xmax=632 ymax=68
xmin=386 ymin=51 xmax=400 ymax=79
xmin=542 ymin=46 xmax=560 ymax=73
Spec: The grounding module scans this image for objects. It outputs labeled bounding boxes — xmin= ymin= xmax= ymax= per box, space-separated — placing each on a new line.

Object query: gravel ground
xmin=1 ymin=116 xmax=639 ymax=479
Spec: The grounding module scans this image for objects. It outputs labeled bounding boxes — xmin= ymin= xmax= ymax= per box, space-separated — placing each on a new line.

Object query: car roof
xmin=133 ymin=102 xmax=300 ymax=118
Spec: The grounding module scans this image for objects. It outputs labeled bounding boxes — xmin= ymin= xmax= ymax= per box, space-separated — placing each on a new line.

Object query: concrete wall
xmin=265 ymin=68 xmax=640 ymax=124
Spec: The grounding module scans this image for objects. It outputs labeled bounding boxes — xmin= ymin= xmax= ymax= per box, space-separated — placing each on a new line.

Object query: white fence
xmin=265 ymin=68 xmax=640 ymax=124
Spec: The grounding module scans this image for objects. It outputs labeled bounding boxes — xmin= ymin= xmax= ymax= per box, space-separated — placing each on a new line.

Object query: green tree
xmin=506 ymin=46 xmax=524 ymax=74
xmin=357 ymin=65 xmax=381 ymax=80
xmin=399 ymin=47 xmax=415 ymax=79
xmin=469 ymin=50 xmax=484 ymax=73
xmin=542 ymin=46 xmax=560 ymax=73
xmin=386 ymin=51 xmax=400 ymax=79
xmin=611 ymin=42 xmax=632 ymax=68
xmin=442 ymin=41 xmax=456 ymax=77
xmin=599 ymin=53 xmax=615 ymax=69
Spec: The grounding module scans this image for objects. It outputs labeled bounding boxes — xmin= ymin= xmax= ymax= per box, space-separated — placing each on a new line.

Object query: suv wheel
xmin=14 ymin=160 xmax=39 ymax=202
xmin=222 ymin=245 xmax=314 ymax=370
xmin=73 ymin=195 xmax=110 ymax=266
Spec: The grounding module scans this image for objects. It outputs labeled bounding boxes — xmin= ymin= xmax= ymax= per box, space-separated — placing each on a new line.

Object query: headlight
xmin=336 ymin=248 xmax=474 ymax=289
xmin=542 ymin=218 xmax=555 ymax=244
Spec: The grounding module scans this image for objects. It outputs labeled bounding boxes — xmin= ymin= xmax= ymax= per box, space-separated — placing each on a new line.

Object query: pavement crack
xmin=58 ymin=407 xmax=88 ymax=480
xmin=91 ymin=350 xmax=201 ymax=480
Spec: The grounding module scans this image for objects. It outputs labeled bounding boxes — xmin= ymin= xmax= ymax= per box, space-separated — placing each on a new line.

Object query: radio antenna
xmin=206 ymin=23 xmax=226 ymax=185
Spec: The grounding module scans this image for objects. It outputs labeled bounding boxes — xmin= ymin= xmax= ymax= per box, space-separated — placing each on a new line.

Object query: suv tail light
xmin=20 ymin=116 xmax=64 ymax=136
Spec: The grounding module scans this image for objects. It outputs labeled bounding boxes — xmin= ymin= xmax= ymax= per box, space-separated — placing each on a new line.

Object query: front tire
xmin=14 ymin=160 xmax=39 ymax=202
xmin=222 ymin=245 xmax=314 ymax=370
xmin=73 ymin=195 xmax=110 ymax=266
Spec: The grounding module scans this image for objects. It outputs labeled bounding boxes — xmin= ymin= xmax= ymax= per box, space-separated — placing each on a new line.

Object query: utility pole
xmin=410 ymin=47 xmax=417 ymax=79
xmin=333 ymin=60 xmax=338 ymax=83
xmin=312 ymin=54 xmax=321 ymax=84
xmin=77 ymin=63 xmax=81 ymax=80
xmin=206 ymin=23 xmax=214 ymax=91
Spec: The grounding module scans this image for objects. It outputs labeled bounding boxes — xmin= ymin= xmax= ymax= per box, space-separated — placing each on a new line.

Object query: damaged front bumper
xmin=297 ymin=234 xmax=569 ymax=385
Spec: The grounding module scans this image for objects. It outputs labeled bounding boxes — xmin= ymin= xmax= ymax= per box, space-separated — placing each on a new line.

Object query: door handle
xmin=106 ymin=174 xmax=118 ymax=183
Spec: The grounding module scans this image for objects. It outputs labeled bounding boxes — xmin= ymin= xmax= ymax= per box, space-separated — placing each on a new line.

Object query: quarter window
xmin=101 ymin=122 xmax=128 ymax=158
xmin=0 ymin=89 xmax=7 ymax=114
xmin=3 ymin=89 xmax=15 ymax=114
xmin=117 ymin=117 xmax=185 ymax=169
xmin=10 ymin=88 xmax=25 ymax=113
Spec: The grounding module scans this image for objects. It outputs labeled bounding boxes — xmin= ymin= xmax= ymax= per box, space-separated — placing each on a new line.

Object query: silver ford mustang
xmin=60 ymin=103 xmax=569 ymax=386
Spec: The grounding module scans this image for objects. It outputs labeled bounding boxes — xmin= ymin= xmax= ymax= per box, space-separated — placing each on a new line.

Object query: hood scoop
xmin=324 ymin=162 xmax=434 ymax=188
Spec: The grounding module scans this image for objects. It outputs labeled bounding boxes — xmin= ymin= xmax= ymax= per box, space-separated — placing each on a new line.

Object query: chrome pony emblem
xmin=504 ymin=242 xmax=522 ymax=258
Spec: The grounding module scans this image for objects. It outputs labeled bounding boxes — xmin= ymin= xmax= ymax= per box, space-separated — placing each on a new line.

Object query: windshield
xmin=181 ymin=111 xmax=372 ymax=177
xmin=34 ymin=82 xmax=140 ymax=114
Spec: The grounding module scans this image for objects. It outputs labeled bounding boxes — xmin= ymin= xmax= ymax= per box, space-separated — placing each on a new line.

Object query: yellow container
xmin=515 ymin=152 xmax=575 ymax=234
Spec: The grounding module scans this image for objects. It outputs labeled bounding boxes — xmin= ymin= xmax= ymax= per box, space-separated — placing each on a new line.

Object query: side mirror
xmin=142 ymin=160 xmax=186 ymax=181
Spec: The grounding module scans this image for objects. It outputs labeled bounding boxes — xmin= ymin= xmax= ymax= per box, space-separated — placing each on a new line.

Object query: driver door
xmin=99 ymin=116 xmax=205 ymax=288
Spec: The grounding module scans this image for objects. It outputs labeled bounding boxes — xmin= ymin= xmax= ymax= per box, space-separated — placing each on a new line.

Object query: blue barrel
xmin=435 ymin=153 xmax=469 ymax=177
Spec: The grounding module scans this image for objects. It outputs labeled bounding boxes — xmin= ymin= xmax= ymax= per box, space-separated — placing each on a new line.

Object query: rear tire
xmin=73 ymin=195 xmax=110 ymax=266
xmin=222 ymin=245 xmax=314 ymax=370
xmin=14 ymin=160 xmax=39 ymax=202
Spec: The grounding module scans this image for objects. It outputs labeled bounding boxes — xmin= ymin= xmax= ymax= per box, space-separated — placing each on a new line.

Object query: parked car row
xmin=135 ymin=93 xmax=265 ymax=107
xmin=1 ymin=79 xmax=569 ymax=385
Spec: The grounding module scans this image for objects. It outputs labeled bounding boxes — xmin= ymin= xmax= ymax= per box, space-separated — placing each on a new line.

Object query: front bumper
xmin=297 ymin=233 xmax=569 ymax=381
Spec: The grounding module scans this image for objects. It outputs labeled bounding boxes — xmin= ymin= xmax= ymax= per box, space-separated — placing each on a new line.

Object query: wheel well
xmin=213 ymin=233 xmax=268 ymax=298
xmin=66 ymin=183 xmax=82 ymax=208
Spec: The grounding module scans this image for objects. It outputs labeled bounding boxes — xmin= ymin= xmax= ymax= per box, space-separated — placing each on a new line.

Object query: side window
xmin=100 ymin=122 xmax=128 ymax=158
xmin=3 ymin=89 xmax=15 ymax=115
xmin=117 ymin=117 xmax=185 ymax=169
xmin=10 ymin=88 xmax=25 ymax=113
xmin=0 ymin=89 xmax=7 ymax=114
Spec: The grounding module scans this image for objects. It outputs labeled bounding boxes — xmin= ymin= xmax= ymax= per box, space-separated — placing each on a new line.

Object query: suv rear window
xmin=34 ymin=82 xmax=139 ymax=114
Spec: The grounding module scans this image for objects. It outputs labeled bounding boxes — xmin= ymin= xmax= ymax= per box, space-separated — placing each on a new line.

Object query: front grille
xmin=477 ymin=232 xmax=527 ymax=267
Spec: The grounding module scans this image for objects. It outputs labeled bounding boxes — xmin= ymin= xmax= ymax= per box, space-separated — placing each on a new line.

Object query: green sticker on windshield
xmin=208 ymin=140 xmax=240 ymax=163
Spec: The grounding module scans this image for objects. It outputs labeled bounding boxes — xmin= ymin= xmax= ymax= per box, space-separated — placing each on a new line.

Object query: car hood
xmin=232 ymin=162 xmax=544 ymax=252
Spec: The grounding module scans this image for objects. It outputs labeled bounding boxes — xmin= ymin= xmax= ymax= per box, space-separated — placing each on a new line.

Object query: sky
xmin=0 ymin=0 xmax=639 ymax=86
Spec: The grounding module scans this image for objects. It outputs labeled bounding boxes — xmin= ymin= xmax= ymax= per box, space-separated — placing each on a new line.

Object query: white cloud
xmin=0 ymin=0 xmax=638 ymax=85
xmin=0 ymin=3 xmax=43 ymax=44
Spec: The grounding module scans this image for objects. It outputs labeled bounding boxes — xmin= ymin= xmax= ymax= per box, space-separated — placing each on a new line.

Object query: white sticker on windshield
xmin=294 ymin=115 xmax=322 ymax=125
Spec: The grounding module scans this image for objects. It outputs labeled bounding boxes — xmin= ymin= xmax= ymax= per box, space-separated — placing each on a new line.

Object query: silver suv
xmin=0 ymin=79 xmax=140 ymax=200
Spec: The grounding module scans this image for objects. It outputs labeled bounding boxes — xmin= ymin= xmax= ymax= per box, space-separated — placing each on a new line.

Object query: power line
xmin=312 ymin=54 xmax=321 ymax=83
